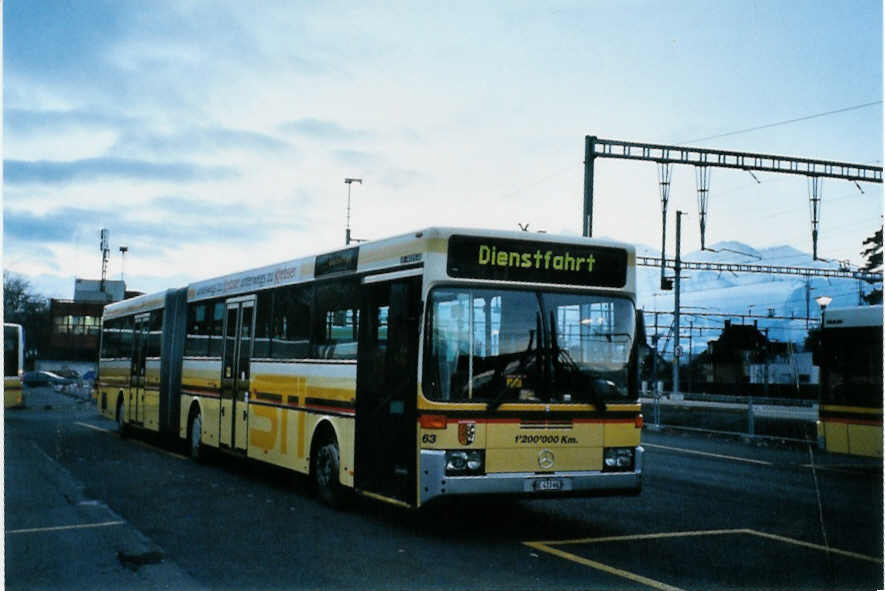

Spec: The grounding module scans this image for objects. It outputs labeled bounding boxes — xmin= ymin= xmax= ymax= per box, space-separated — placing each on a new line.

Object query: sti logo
xmin=458 ymin=422 xmax=476 ymax=446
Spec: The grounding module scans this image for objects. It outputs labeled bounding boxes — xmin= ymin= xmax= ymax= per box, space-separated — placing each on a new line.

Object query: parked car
xmin=22 ymin=370 xmax=75 ymax=387
xmin=54 ymin=368 xmax=80 ymax=380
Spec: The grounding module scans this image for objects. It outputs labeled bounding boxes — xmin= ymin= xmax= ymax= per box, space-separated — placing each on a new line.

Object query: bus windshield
xmin=423 ymin=287 xmax=636 ymax=405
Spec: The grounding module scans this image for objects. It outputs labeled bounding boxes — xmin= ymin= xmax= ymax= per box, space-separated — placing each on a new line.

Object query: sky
xmin=3 ymin=0 xmax=882 ymax=300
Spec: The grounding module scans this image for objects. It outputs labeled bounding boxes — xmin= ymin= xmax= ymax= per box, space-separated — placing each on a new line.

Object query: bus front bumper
xmin=418 ymin=446 xmax=643 ymax=506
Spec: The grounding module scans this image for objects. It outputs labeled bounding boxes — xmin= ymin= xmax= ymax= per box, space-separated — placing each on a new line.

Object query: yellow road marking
xmin=800 ymin=463 xmax=880 ymax=474
xmin=643 ymin=443 xmax=773 ymax=466
xmin=75 ymin=421 xmax=111 ymax=433
xmin=7 ymin=520 xmax=124 ymax=535
xmin=359 ymin=490 xmax=412 ymax=508
xmin=646 ymin=441 xmax=879 ymax=473
xmin=527 ymin=528 xmax=745 ymax=547
xmin=74 ymin=421 xmax=188 ymax=461
xmin=524 ymin=541 xmax=686 ymax=591
xmin=525 ymin=527 xmax=882 ymax=590
xmin=742 ymin=529 xmax=883 ymax=564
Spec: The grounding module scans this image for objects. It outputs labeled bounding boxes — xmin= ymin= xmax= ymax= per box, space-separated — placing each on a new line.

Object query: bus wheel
xmin=189 ymin=411 xmax=203 ymax=462
xmin=313 ymin=437 xmax=344 ymax=508
xmin=116 ymin=398 xmax=128 ymax=438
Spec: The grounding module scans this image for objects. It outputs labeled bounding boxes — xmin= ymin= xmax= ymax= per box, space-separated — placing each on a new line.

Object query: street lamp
xmin=344 ymin=178 xmax=362 ymax=246
xmin=815 ymin=295 xmax=832 ymax=326
xmin=119 ymin=246 xmax=128 ymax=282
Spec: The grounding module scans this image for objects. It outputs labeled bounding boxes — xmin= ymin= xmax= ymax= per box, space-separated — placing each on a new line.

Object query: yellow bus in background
xmin=97 ymin=227 xmax=644 ymax=508
xmin=5 ymin=323 xmax=25 ymax=409
xmin=815 ymin=305 xmax=883 ymax=457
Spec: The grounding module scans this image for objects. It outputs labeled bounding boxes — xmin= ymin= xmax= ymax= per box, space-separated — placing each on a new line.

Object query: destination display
xmin=447 ymin=235 xmax=627 ymax=287
xmin=315 ymin=246 xmax=359 ymax=277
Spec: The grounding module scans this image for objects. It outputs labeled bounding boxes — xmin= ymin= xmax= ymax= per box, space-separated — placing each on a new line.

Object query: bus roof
xmin=104 ymin=289 xmax=167 ymax=320
xmin=823 ymin=305 xmax=883 ymax=329
xmin=103 ymin=227 xmax=637 ymax=312
xmin=184 ymin=227 xmax=635 ymax=303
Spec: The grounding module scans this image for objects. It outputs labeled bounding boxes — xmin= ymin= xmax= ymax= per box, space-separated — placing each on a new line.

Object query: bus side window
xmin=314 ymin=280 xmax=359 ymax=360
xmin=254 ymin=290 xmax=274 ymax=358
xmin=272 ymin=285 xmax=311 ymax=360
xmin=119 ymin=316 xmax=134 ymax=359
xmin=148 ymin=309 xmax=163 ymax=357
xmin=101 ymin=318 xmax=119 ymax=359
xmin=186 ymin=304 xmax=208 ymax=356
xmin=208 ymin=301 xmax=225 ymax=357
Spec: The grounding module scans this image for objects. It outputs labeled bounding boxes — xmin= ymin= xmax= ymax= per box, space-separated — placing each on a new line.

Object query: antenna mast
xmin=100 ymin=228 xmax=110 ymax=294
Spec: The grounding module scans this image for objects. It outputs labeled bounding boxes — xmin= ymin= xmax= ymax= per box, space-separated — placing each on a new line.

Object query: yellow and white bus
xmin=814 ymin=305 xmax=883 ymax=457
xmin=97 ymin=227 xmax=644 ymax=507
xmin=5 ymin=323 xmax=25 ymax=409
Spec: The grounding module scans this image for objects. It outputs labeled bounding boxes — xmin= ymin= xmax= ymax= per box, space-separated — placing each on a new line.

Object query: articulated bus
xmin=815 ymin=305 xmax=883 ymax=457
xmin=5 ymin=323 xmax=25 ymax=409
xmin=97 ymin=227 xmax=644 ymax=508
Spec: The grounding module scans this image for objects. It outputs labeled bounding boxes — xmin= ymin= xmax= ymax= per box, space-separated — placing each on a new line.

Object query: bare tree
xmin=4 ymin=271 xmax=50 ymax=361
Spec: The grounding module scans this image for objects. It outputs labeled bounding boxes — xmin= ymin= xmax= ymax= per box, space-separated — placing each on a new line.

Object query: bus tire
xmin=188 ymin=409 xmax=204 ymax=462
xmin=312 ymin=434 xmax=344 ymax=508
xmin=116 ymin=397 xmax=128 ymax=438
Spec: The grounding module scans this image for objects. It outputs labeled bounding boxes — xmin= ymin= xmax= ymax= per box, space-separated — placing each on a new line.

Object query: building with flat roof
xmin=73 ymin=278 xmax=126 ymax=303
xmin=40 ymin=278 xmax=138 ymax=373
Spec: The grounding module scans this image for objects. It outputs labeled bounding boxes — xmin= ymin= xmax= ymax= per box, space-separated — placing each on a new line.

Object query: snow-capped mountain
xmin=633 ymin=240 xmax=876 ymax=353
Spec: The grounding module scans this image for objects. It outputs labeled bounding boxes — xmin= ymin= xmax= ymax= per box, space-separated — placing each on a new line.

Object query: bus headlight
xmin=603 ymin=447 xmax=634 ymax=472
xmin=445 ymin=450 xmax=485 ymax=475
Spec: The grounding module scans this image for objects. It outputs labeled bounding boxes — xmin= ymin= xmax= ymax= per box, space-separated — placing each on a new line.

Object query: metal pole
xmin=583 ymin=136 xmax=596 ymax=237
xmin=688 ymin=319 xmax=693 ymax=394
xmin=346 ymin=182 xmax=353 ymax=245
xmin=344 ymin=178 xmax=362 ymax=246
xmin=652 ymin=312 xmax=660 ymax=426
xmin=808 ymin=176 xmax=822 ymax=260
xmin=748 ymin=394 xmax=755 ymax=437
xmin=696 ymin=166 xmax=710 ymax=250
xmin=119 ymin=246 xmax=128 ymax=283
xmin=805 ymin=277 xmax=810 ymax=330
xmin=658 ymin=163 xmax=672 ymax=289
xmin=672 ymin=211 xmax=683 ymax=399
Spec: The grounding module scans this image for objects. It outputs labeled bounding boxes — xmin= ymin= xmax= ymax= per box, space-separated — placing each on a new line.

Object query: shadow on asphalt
xmin=155 ymin=441 xmax=619 ymax=542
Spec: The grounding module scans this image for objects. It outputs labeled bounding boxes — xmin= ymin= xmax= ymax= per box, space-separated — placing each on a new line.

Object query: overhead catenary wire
xmin=494 ymin=100 xmax=882 ymax=208
xmin=680 ymin=101 xmax=883 ymax=145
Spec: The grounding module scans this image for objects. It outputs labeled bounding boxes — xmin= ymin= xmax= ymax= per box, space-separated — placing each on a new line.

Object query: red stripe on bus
xmin=418 ymin=416 xmax=636 ymax=425
xmin=821 ymin=416 xmax=883 ymax=426
xmin=303 ymin=404 xmax=355 ymax=416
xmin=182 ymin=389 xmax=221 ymax=398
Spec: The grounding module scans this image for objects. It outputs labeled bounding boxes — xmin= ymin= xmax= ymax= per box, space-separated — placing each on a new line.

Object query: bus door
xmin=355 ymin=275 xmax=420 ymax=504
xmin=130 ymin=314 xmax=150 ymax=425
xmin=220 ymin=297 xmax=254 ymax=452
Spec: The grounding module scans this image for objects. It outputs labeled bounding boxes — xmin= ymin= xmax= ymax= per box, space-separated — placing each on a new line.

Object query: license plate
xmin=529 ymin=478 xmax=565 ymax=492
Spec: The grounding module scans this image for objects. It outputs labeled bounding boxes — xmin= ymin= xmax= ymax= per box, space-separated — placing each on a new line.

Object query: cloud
xmin=147 ymin=195 xmax=263 ymax=219
xmin=377 ymin=167 xmax=430 ymax=190
xmin=279 ymin=118 xmax=373 ymax=140
xmin=4 ymin=157 xmax=238 ymax=185
xmin=3 ymin=208 xmax=88 ymax=243
xmin=4 ymin=1 xmax=126 ymax=79
xmin=3 ymin=203 xmax=303 ymax=252
xmin=111 ymin=127 xmax=293 ymax=158
xmin=4 ymin=107 xmax=137 ymax=135
xmin=331 ymin=149 xmax=380 ymax=167
xmin=3 ymin=244 xmax=62 ymax=273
